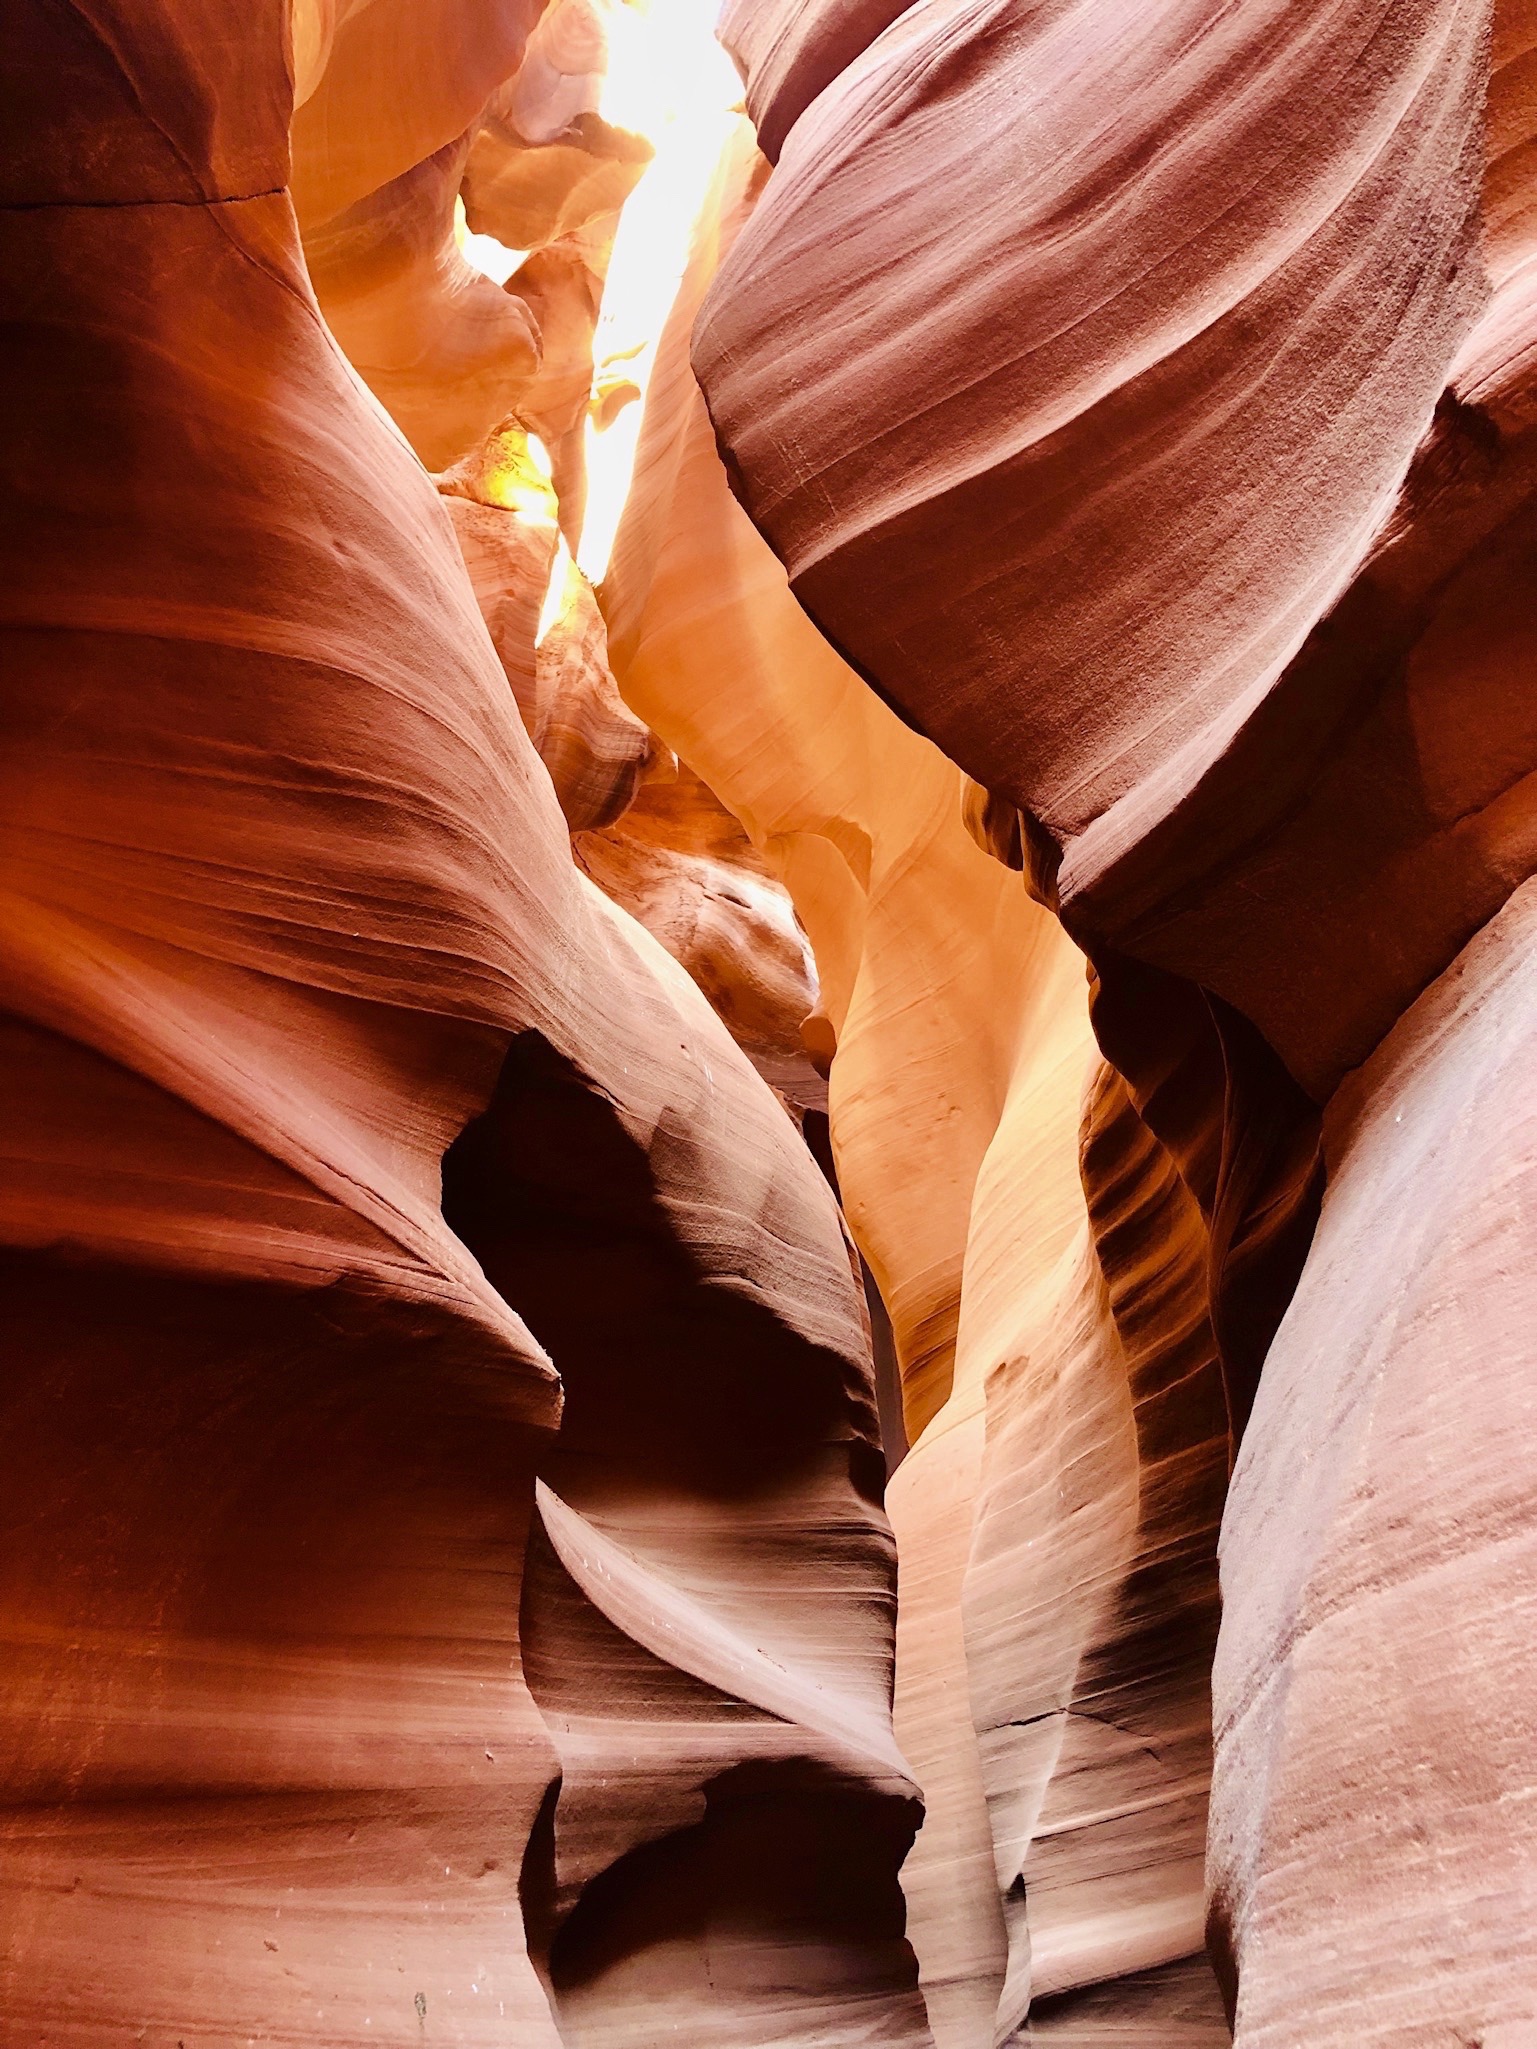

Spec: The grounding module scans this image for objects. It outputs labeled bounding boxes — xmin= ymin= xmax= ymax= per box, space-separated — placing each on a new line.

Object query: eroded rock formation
xmin=5 ymin=0 xmax=1535 ymax=2045
xmin=600 ymin=123 xmax=1236 ymax=2042
xmin=0 ymin=3 xmax=923 ymax=2042
xmin=693 ymin=0 xmax=1537 ymax=2041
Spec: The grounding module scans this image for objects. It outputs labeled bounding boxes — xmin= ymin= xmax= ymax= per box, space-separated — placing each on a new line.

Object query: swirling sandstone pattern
xmin=698 ymin=0 xmax=1487 ymax=888
xmin=602 ymin=124 xmax=1233 ymax=2042
xmin=294 ymin=0 xmax=636 ymax=490
xmin=8 ymin=0 xmax=1535 ymax=2043
xmin=436 ymin=416 xmax=822 ymax=1101
xmin=0 ymin=4 xmax=924 ymax=2042
xmin=695 ymin=2 xmax=1537 ymax=2042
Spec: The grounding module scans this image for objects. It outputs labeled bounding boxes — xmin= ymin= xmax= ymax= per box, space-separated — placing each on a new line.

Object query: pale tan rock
xmin=303 ymin=133 xmax=543 ymax=473
xmin=289 ymin=0 xmax=543 ymax=228
xmin=575 ymin=773 xmax=820 ymax=1082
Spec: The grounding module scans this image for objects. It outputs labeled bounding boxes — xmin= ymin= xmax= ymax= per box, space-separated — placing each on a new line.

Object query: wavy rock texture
xmin=699 ymin=0 xmax=1488 ymax=886
xmin=601 ymin=125 xmax=1233 ymax=2045
xmin=696 ymin=1 xmax=1537 ymax=2043
xmin=601 ymin=138 xmax=1038 ymax=2031
xmin=697 ymin=0 xmax=1535 ymax=1103
xmin=966 ymin=1058 xmax=1228 ymax=2044
xmin=694 ymin=0 xmax=1508 ymax=1454
xmin=11 ymin=1 xmax=1536 ymax=2045
xmin=435 ymin=416 xmax=823 ymax=1104
xmin=302 ymin=129 xmax=544 ymax=473
xmin=294 ymin=0 xmax=634 ymax=489
xmin=437 ymin=973 xmax=928 ymax=2049
xmin=438 ymin=434 xmax=661 ymax=832
xmin=701 ymin=0 xmax=1536 ymax=1130
xmin=0 ymin=4 xmax=925 ymax=2043
xmin=289 ymin=0 xmax=541 ymax=218
xmin=572 ymin=765 xmax=826 ymax=1106
xmin=713 ymin=0 xmax=913 ymax=161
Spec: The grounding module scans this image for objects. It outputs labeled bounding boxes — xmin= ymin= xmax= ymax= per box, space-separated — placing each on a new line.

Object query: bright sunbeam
xmin=578 ymin=0 xmax=742 ymax=583
xmin=455 ymin=0 xmax=742 ymax=606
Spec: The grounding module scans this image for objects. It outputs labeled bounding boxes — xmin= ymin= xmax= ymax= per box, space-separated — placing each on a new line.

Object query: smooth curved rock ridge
xmin=1057 ymin=12 xmax=1537 ymax=1119
xmin=0 ymin=5 xmax=925 ymax=2042
xmin=714 ymin=0 xmax=918 ymax=163
xmin=949 ymin=994 xmax=1229 ymax=2044
xmin=697 ymin=0 xmax=1537 ymax=1124
xmin=290 ymin=0 xmax=544 ymax=225
xmin=600 ymin=118 xmax=1233 ymax=2044
xmin=1012 ymin=1063 xmax=1226 ymax=2018
xmin=3 ymin=3 xmax=564 ymax=2030
xmin=693 ymin=3 xmax=1537 ymax=2042
xmin=696 ymin=0 xmax=1490 ymax=855
xmin=573 ymin=763 xmax=825 ymax=1103
xmin=537 ymin=1480 xmax=910 ymax=1783
xmin=441 ymin=1014 xmax=929 ymax=2047
xmin=302 ymin=131 xmax=544 ymax=473
xmin=440 ymin=434 xmax=662 ymax=832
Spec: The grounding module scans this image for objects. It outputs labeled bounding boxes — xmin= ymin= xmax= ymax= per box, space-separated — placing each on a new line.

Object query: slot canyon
xmin=2 ymin=0 xmax=1535 ymax=2041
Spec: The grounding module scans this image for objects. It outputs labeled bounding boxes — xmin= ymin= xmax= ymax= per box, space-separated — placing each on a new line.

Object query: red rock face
xmin=714 ymin=0 xmax=919 ymax=162
xmin=695 ymin=0 xmax=1534 ymax=1094
xmin=9 ymin=0 xmax=1536 ymax=2043
xmin=0 ymin=3 xmax=925 ymax=2041
xmin=698 ymin=0 xmax=1486 ymax=840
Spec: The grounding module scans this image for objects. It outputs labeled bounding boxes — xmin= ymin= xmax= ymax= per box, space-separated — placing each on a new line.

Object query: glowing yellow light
xmin=575 ymin=0 xmax=745 ymax=584
xmin=537 ymin=535 xmax=584 ymax=646
xmin=450 ymin=2 xmax=743 ymax=584
xmin=478 ymin=426 xmax=561 ymax=525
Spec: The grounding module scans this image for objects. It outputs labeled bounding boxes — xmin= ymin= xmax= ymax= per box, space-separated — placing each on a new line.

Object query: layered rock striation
xmin=5 ymin=1 xmax=1535 ymax=2046
xmin=0 ymin=4 xmax=924 ymax=2043
xmin=601 ymin=122 xmax=1236 ymax=2044
xmin=694 ymin=1 xmax=1537 ymax=2041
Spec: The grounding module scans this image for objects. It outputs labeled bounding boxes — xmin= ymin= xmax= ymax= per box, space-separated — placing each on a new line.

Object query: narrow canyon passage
xmin=2 ymin=2 xmax=1534 ymax=2046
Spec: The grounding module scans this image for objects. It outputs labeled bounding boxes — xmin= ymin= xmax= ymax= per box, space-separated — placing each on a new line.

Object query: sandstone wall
xmin=6 ymin=2 xmax=1534 ymax=2044
xmin=693 ymin=2 xmax=1537 ymax=2040
xmin=0 ymin=5 xmax=925 ymax=2042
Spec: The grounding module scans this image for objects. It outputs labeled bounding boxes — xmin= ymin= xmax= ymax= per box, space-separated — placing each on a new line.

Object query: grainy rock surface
xmin=1209 ymin=880 xmax=1537 ymax=2045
